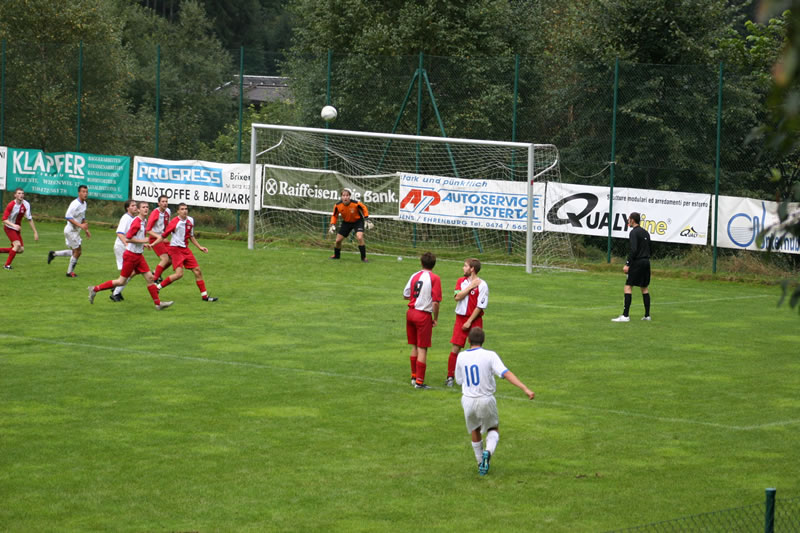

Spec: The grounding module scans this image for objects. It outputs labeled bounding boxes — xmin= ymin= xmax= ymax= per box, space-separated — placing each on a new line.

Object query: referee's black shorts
xmin=338 ymin=219 xmax=365 ymax=237
xmin=626 ymin=258 xmax=651 ymax=287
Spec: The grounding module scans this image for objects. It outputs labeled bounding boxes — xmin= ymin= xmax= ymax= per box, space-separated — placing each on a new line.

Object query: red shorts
xmin=4 ymin=226 xmax=22 ymax=245
xmin=406 ymin=308 xmax=434 ymax=348
xmin=150 ymin=238 xmax=170 ymax=257
xmin=168 ymin=246 xmax=198 ymax=270
xmin=450 ymin=315 xmax=483 ymax=347
xmin=120 ymin=250 xmax=151 ymax=278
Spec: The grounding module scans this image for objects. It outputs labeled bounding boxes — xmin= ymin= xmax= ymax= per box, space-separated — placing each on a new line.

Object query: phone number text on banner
xmin=398 ymin=173 xmax=545 ymax=232
xmin=132 ymin=156 xmax=261 ymax=210
xmin=4 ymin=147 xmax=129 ymax=200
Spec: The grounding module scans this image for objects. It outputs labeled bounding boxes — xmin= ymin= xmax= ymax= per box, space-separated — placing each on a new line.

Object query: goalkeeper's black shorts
xmin=338 ymin=219 xmax=365 ymax=237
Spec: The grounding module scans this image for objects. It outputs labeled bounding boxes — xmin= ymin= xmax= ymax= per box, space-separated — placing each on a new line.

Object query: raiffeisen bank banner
xmin=713 ymin=195 xmax=800 ymax=254
xmin=545 ymin=182 xmax=711 ymax=245
xmin=132 ymin=156 xmax=261 ymax=210
xmin=261 ymin=165 xmax=399 ymax=216
xmin=398 ymin=173 xmax=546 ymax=232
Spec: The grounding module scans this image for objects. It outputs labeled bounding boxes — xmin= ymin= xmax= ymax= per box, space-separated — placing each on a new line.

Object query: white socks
xmin=54 ymin=250 xmax=72 ymax=257
xmin=486 ymin=430 xmax=499 ymax=456
xmin=471 ymin=441 xmax=483 ymax=464
xmin=68 ymin=257 xmax=78 ymax=273
xmin=113 ymin=277 xmax=130 ymax=295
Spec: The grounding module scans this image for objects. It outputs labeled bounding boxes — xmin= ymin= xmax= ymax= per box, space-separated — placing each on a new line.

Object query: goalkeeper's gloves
xmin=365 ymin=219 xmax=374 ymax=230
xmin=329 ymin=224 xmax=336 ymax=234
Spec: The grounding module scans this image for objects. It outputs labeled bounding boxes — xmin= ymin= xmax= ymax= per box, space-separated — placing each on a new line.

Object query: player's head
xmin=464 ymin=258 xmax=481 ymax=275
xmin=158 ymin=195 xmax=169 ymax=209
xmin=629 ymin=212 xmax=641 ymax=227
xmin=420 ymin=251 xmax=436 ymax=270
xmin=124 ymin=199 xmax=138 ymax=214
xmin=77 ymin=185 xmax=88 ymax=200
xmin=14 ymin=188 xmax=24 ymax=200
xmin=137 ymin=201 xmax=149 ymax=217
xmin=177 ymin=203 xmax=188 ymax=218
xmin=468 ymin=327 xmax=485 ymax=347
xmin=341 ymin=189 xmax=352 ymax=204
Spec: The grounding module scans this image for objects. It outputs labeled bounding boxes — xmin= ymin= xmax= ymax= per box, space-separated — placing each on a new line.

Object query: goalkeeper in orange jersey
xmin=329 ymin=188 xmax=373 ymax=262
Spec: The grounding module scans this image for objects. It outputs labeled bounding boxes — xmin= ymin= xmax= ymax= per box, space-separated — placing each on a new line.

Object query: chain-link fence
xmin=1 ymin=44 xmax=795 ymax=270
xmin=610 ymin=491 xmax=799 ymax=532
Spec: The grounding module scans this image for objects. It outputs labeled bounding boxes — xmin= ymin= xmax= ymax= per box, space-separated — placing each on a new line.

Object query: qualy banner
xmin=713 ymin=195 xmax=800 ymax=254
xmin=132 ymin=156 xmax=261 ymax=210
xmin=398 ymin=173 xmax=545 ymax=231
xmin=4 ymin=147 xmax=129 ymax=200
xmin=261 ymin=165 xmax=399 ymax=216
xmin=545 ymin=182 xmax=711 ymax=244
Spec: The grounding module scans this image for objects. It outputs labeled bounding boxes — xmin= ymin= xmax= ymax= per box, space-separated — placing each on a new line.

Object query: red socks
xmin=447 ymin=351 xmax=458 ymax=378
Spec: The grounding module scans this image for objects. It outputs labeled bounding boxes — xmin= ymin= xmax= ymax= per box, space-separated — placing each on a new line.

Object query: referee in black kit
xmin=612 ymin=212 xmax=652 ymax=322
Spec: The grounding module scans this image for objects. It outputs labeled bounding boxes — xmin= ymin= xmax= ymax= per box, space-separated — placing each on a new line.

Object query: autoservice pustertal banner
xmin=132 ymin=156 xmax=261 ymax=210
xmin=713 ymin=195 xmax=800 ymax=254
xmin=398 ymin=173 xmax=546 ymax=232
xmin=545 ymin=182 xmax=711 ymax=244
xmin=4 ymin=147 xmax=129 ymax=200
xmin=261 ymin=165 xmax=399 ymax=216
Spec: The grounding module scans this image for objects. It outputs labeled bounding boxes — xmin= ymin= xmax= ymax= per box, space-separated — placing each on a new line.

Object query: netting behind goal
xmin=248 ymin=125 xmax=573 ymax=266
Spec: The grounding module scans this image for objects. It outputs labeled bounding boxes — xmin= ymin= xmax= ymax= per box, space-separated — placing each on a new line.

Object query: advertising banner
xmin=132 ymin=156 xmax=261 ymax=210
xmin=0 ymin=147 xmax=6 ymax=191
xmin=261 ymin=165 xmax=399 ymax=216
xmin=4 ymin=148 xmax=129 ymax=200
xmin=712 ymin=195 xmax=800 ymax=254
xmin=544 ymin=182 xmax=711 ymax=244
xmin=398 ymin=173 xmax=545 ymax=232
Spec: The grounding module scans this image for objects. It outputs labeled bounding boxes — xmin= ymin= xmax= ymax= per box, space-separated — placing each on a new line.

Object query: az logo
xmin=401 ymin=189 xmax=441 ymax=212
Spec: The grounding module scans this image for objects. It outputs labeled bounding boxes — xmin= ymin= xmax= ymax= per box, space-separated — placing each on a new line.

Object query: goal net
xmin=247 ymin=125 xmax=573 ymax=269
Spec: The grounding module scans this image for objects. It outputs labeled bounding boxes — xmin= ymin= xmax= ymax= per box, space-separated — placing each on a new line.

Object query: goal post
xmin=248 ymin=124 xmax=572 ymax=270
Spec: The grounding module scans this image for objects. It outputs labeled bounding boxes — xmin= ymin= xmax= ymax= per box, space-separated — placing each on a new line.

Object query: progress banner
xmin=4 ymin=147 xmax=129 ymax=200
xmin=544 ymin=182 xmax=710 ymax=244
xmin=133 ymin=156 xmax=261 ymax=210
xmin=398 ymin=173 xmax=546 ymax=232
xmin=712 ymin=195 xmax=800 ymax=254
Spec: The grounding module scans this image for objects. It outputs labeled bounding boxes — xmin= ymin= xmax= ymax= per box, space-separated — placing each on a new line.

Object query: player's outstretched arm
xmin=503 ymin=370 xmax=535 ymax=400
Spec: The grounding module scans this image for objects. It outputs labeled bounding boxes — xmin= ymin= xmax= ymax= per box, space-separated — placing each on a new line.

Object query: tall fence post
xmin=236 ymin=46 xmax=244 ymax=233
xmin=607 ymin=58 xmax=620 ymax=263
xmin=76 ymin=41 xmax=83 ymax=151
xmin=155 ymin=44 xmax=161 ymax=157
xmin=712 ymin=61 xmax=724 ymax=274
xmin=765 ymin=487 xmax=776 ymax=533
xmin=1 ymin=39 xmax=6 ymax=146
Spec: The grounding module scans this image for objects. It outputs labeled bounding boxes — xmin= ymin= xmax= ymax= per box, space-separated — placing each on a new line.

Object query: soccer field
xmin=1 ymin=222 xmax=798 ymax=532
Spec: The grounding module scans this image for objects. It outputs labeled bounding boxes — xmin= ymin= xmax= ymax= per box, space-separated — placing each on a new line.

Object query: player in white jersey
xmin=150 ymin=202 xmax=218 ymax=302
xmin=445 ymin=258 xmax=489 ymax=387
xmin=403 ymin=251 xmax=442 ymax=389
xmin=146 ymin=195 xmax=172 ymax=283
xmin=109 ymin=200 xmax=139 ymax=302
xmin=456 ymin=327 xmax=534 ymax=475
xmin=48 ymin=185 xmax=91 ymax=277
xmin=87 ymin=202 xmax=173 ymax=310
xmin=1 ymin=188 xmax=39 ymax=270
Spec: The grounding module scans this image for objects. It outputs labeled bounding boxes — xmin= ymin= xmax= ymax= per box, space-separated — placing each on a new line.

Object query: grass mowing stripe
xmin=6 ymin=331 xmax=795 ymax=433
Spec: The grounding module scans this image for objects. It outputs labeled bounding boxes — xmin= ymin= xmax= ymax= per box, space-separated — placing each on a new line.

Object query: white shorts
xmin=64 ymin=228 xmax=82 ymax=250
xmin=114 ymin=240 xmax=126 ymax=270
xmin=461 ymin=395 xmax=499 ymax=434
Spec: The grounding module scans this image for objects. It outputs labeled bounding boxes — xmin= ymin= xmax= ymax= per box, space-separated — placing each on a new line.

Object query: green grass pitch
xmin=1 ymin=222 xmax=798 ymax=532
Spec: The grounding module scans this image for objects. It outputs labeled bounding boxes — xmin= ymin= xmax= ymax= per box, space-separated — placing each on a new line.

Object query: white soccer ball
xmin=321 ymin=105 xmax=338 ymax=122
xmin=397 ymin=256 xmax=403 ymax=261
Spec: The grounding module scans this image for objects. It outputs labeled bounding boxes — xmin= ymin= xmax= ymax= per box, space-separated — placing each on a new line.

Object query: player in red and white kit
xmin=445 ymin=258 xmax=489 ymax=387
xmin=146 ymin=195 xmax=172 ymax=283
xmin=87 ymin=202 xmax=173 ymax=310
xmin=150 ymin=202 xmax=218 ymax=302
xmin=109 ymin=199 xmax=138 ymax=301
xmin=403 ymin=251 xmax=442 ymax=389
xmin=456 ymin=327 xmax=534 ymax=476
xmin=1 ymin=188 xmax=39 ymax=270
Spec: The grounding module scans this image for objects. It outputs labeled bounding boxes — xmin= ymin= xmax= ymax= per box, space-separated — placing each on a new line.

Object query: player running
xmin=1 ymin=188 xmax=39 ymax=270
xmin=146 ymin=195 xmax=172 ymax=283
xmin=48 ymin=185 xmax=91 ymax=277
